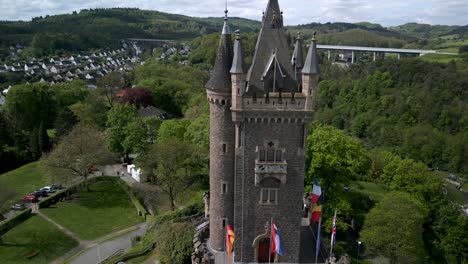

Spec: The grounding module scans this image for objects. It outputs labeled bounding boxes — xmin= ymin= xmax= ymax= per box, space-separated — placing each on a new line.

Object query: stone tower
xmin=206 ymin=0 xmax=319 ymax=262
xmin=206 ymin=9 xmax=235 ymax=253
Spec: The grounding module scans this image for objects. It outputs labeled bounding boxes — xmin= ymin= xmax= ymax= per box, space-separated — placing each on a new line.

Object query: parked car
xmin=31 ymin=190 xmax=48 ymax=197
xmin=11 ymin=203 xmax=26 ymax=210
xmin=40 ymin=186 xmax=55 ymax=193
xmin=20 ymin=195 xmax=38 ymax=203
xmin=51 ymin=183 xmax=62 ymax=190
xmin=29 ymin=192 xmax=42 ymax=199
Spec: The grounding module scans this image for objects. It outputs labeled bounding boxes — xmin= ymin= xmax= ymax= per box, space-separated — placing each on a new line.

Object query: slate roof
xmin=205 ymin=12 xmax=233 ymax=93
xmin=302 ymin=33 xmax=320 ymax=75
xmin=230 ymin=30 xmax=245 ymax=74
xmin=246 ymin=0 xmax=297 ymax=96
xmin=291 ymin=33 xmax=304 ymax=69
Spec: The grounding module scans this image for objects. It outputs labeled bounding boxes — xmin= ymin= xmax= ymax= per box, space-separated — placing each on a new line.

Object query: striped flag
xmin=226 ymin=225 xmax=235 ymax=260
xmin=310 ymin=204 xmax=322 ymax=222
xmin=311 ymin=178 xmax=322 ymax=203
xmin=271 ymin=221 xmax=284 ymax=256
xmin=330 ymin=210 xmax=337 ymax=247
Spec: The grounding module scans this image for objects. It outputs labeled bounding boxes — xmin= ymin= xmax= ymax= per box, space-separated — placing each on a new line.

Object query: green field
xmin=41 ymin=179 xmax=143 ymax=240
xmin=0 ymin=162 xmax=51 ymax=208
xmin=0 ymin=215 xmax=78 ymax=264
xmin=419 ymin=53 xmax=461 ymax=63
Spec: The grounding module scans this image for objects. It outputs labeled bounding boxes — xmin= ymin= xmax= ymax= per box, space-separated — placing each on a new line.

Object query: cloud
xmin=0 ymin=0 xmax=467 ymax=26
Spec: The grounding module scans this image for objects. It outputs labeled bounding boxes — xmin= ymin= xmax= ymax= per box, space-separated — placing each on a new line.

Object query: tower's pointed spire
xmin=205 ymin=8 xmax=233 ymax=92
xmin=302 ymin=32 xmax=320 ymax=75
xmin=246 ymin=0 xmax=295 ymax=95
xmin=231 ymin=30 xmax=245 ymax=74
xmin=222 ymin=4 xmax=231 ymax=35
xmin=291 ymin=32 xmax=304 ymax=68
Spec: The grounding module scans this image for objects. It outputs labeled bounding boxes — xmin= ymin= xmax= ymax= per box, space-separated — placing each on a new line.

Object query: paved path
xmin=67 ymin=222 xmax=148 ymax=264
xmin=50 ymin=222 xmax=148 ymax=264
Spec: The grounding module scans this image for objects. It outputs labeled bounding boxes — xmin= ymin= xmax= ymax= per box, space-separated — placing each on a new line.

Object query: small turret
xmin=302 ymin=32 xmax=320 ymax=110
xmin=302 ymin=32 xmax=320 ymax=75
xmin=231 ymin=30 xmax=246 ymax=110
xmin=291 ymin=32 xmax=304 ymax=69
xmin=230 ymin=30 xmax=245 ymax=74
xmin=292 ymin=32 xmax=304 ymax=91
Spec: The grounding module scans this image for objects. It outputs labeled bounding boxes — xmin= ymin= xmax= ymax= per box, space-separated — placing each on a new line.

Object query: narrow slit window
xmin=222 ymin=183 xmax=227 ymax=194
xmin=222 ymin=144 xmax=227 ymax=153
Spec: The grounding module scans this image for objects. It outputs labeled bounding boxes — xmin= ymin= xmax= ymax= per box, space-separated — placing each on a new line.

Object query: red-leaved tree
xmin=120 ymin=87 xmax=155 ymax=108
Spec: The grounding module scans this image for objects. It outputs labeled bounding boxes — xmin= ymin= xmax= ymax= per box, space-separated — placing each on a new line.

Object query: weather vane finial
xmin=224 ymin=0 xmax=228 ymax=20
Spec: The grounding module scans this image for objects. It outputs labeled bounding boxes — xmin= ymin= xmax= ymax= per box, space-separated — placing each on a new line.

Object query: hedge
xmin=115 ymin=178 xmax=149 ymax=220
xmin=0 ymin=208 xmax=33 ymax=237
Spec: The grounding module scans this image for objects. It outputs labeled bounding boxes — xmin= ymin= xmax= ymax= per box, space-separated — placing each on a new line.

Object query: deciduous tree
xmin=360 ymin=192 xmax=426 ymax=264
xmin=119 ymin=86 xmax=154 ymax=108
xmin=306 ymin=125 xmax=370 ymax=191
xmin=106 ymin=103 xmax=137 ymax=158
xmin=97 ymin=71 xmax=125 ymax=108
xmin=44 ymin=123 xmax=114 ymax=186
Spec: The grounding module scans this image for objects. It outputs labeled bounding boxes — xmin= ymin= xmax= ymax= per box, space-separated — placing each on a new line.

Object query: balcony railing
xmin=254 ymin=161 xmax=287 ymax=186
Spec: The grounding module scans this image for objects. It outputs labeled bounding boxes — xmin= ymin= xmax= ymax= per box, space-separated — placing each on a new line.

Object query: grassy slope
xmin=41 ymin=179 xmax=142 ymax=240
xmin=0 ymin=162 xmax=51 ymax=207
xmin=0 ymin=215 xmax=78 ymax=264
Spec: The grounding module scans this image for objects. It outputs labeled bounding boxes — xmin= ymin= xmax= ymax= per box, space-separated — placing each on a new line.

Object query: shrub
xmin=459 ymin=45 xmax=468 ymax=54
xmin=154 ymin=222 xmax=193 ymax=264
xmin=0 ymin=208 xmax=32 ymax=237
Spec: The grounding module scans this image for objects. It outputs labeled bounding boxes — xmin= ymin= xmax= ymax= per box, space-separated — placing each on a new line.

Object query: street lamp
xmin=357 ymin=241 xmax=362 ymax=260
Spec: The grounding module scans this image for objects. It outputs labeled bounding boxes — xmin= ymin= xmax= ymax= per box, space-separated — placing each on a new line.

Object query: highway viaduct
xmin=316 ymin=45 xmax=455 ymax=63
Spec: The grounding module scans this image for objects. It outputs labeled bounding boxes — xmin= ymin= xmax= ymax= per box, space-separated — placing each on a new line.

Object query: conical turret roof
xmin=291 ymin=33 xmax=304 ymax=68
xmin=206 ymin=10 xmax=233 ymax=92
xmin=302 ymin=33 xmax=320 ymax=75
xmin=230 ymin=30 xmax=245 ymax=74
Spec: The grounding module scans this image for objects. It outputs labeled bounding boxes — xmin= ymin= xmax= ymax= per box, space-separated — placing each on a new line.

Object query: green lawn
xmin=419 ymin=53 xmax=461 ymax=63
xmin=350 ymin=181 xmax=389 ymax=202
xmin=0 ymin=162 xmax=51 ymax=208
xmin=0 ymin=215 xmax=78 ymax=264
xmin=41 ymin=179 xmax=143 ymax=240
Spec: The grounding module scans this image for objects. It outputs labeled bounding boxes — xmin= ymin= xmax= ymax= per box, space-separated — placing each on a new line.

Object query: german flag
xmin=226 ymin=225 xmax=235 ymax=260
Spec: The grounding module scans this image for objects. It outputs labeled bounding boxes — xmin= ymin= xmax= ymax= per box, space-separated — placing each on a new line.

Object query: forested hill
xmin=316 ymin=59 xmax=468 ymax=176
xmin=389 ymin=23 xmax=460 ymax=39
xmin=0 ymin=8 xmax=260 ymax=52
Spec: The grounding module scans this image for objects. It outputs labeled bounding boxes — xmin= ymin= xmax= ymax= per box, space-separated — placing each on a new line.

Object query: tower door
xmin=257 ymin=238 xmax=275 ymax=262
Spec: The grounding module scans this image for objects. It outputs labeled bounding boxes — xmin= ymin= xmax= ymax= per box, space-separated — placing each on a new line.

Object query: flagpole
xmin=225 ymin=225 xmax=227 ymax=264
xmin=268 ymin=218 xmax=272 ymax=264
xmin=315 ymin=215 xmax=321 ymax=264
xmin=315 ymin=189 xmax=324 ymax=264
xmin=330 ymin=209 xmax=337 ymax=263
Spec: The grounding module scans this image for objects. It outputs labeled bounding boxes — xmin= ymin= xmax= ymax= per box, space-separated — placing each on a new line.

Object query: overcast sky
xmin=1 ymin=0 xmax=467 ymax=26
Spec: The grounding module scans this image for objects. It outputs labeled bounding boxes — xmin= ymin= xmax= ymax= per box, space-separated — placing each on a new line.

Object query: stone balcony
xmin=254 ymin=161 xmax=287 ymax=186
